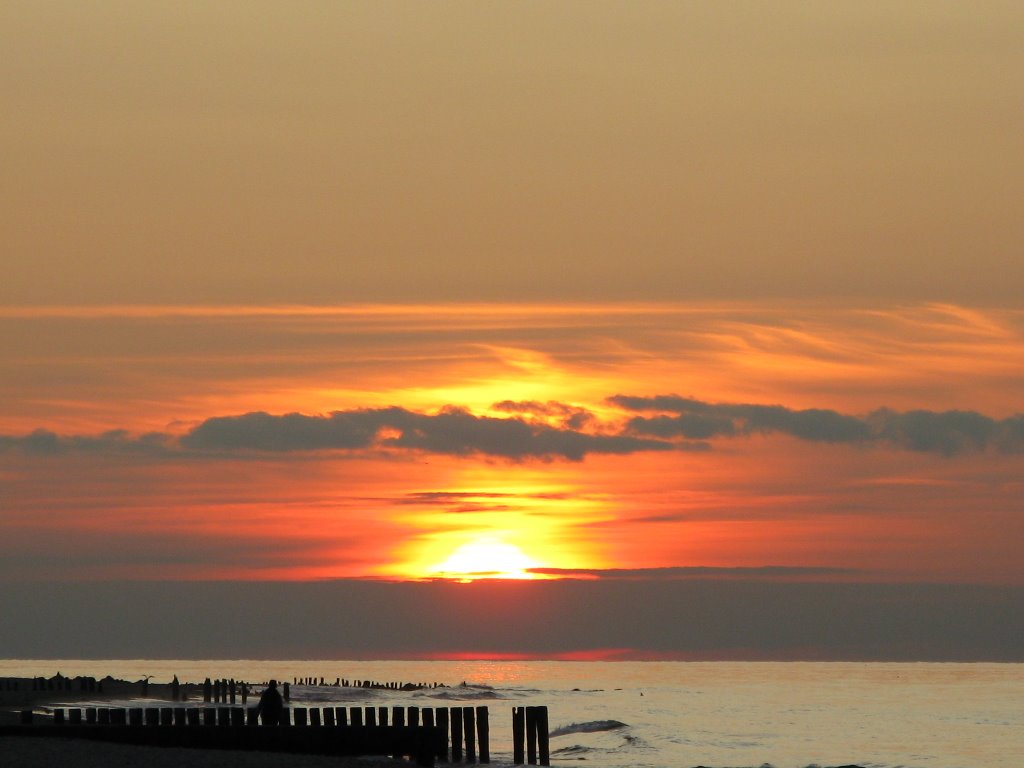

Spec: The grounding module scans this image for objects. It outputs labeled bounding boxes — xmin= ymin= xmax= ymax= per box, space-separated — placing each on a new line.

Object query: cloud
xmin=528 ymin=566 xmax=859 ymax=580
xmin=0 ymin=429 xmax=173 ymax=456
xmin=4 ymin=579 xmax=1022 ymax=661
xmin=492 ymin=400 xmax=596 ymax=430
xmin=394 ymin=490 xmax=574 ymax=514
xmin=180 ymin=406 xmax=671 ymax=461
xmin=4 ymin=397 xmax=1023 ymax=462
xmin=613 ymin=395 xmax=1024 ymax=455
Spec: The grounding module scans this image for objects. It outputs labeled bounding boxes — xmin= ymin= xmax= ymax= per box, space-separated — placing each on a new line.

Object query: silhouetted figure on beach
xmin=256 ymin=680 xmax=285 ymax=726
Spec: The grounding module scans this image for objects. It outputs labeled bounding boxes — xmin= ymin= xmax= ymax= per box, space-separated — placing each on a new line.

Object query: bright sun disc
xmin=430 ymin=537 xmax=542 ymax=581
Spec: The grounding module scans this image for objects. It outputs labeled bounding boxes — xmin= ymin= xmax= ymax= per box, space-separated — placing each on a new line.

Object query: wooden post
xmin=69 ymin=708 xmax=83 ymax=725
xmin=351 ymin=707 xmax=363 ymax=726
xmin=335 ymin=706 xmax=348 ymax=726
xmin=451 ymin=708 xmax=463 ymax=762
xmin=365 ymin=707 xmax=376 ymax=726
xmin=525 ymin=707 xmax=538 ymax=765
xmin=186 ymin=708 xmax=200 ymax=726
xmin=463 ymin=707 xmax=476 ymax=762
xmin=203 ymin=678 xmax=212 ymax=703
xmin=202 ymin=708 xmax=216 ymax=726
xmin=379 ymin=706 xmax=388 ymax=726
xmin=217 ymin=707 xmax=231 ymax=726
xmin=145 ymin=708 xmax=160 ymax=726
xmin=437 ymin=707 xmax=450 ymax=761
xmin=128 ymin=708 xmax=143 ymax=726
xmin=86 ymin=707 xmax=97 ymax=724
xmin=283 ymin=682 xmax=290 ymax=702
xmin=423 ymin=708 xmax=435 ymax=728
xmin=246 ymin=707 xmax=258 ymax=726
xmin=409 ymin=706 xmax=420 ymax=727
xmin=160 ymin=708 xmax=173 ymax=726
xmin=311 ymin=708 xmax=322 ymax=726
xmin=537 ymin=707 xmax=549 ymax=767
xmin=174 ymin=708 xmax=186 ymax=726
xmin=393 ymin=706 xmax=405 ymax=727
xmin=231 ymin=707 xmax=245 ymax=726
xmin=512 ymin=707 xmax=525 ymax=764
xmin=476 ymin=706 xmax=489 ymax=763
xmin=294 ymin=707 xmax=308 ymax=726
xmin=323 ymin=707 xmax=335 ymax=726
xmin=98 ymin=708 xmax=111 ymax=725
xmin=53 ymin=709 xmax=65 ymax=725
xmin=230 ymin=679 xmax=237 ymax=704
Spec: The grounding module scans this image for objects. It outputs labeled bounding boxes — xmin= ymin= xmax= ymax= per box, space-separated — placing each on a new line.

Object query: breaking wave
xmin=423 ymin=689 xmax=504 ymax=701
xmin=550 ymin=720 xmax=630 ymax=737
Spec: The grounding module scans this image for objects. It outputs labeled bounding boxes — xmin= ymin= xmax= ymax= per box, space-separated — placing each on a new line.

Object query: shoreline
xmin=0 ymin=675 xmax=210 ymax=710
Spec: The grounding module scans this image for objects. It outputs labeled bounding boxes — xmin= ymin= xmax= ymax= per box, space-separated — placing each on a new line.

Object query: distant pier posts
xmin=513 ymin=706 xmax=549 ymax=766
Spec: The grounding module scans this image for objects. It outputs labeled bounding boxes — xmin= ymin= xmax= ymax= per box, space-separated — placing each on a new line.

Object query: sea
xmin=2 ymin=660 xmax=1021 ymax=768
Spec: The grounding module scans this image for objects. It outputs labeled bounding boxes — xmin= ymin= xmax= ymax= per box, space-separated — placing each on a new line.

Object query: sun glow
xmin=428 ymin=537 xmax=543 ymax=581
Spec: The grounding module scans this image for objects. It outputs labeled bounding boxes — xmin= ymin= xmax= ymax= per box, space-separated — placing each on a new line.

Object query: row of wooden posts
xmin=21 ymin=705 xmax=552 ymax=765
xmin=292 ymin=677 xmax=444 ymax=690
xmin=200 ymin=678 xmax=248 ymax=704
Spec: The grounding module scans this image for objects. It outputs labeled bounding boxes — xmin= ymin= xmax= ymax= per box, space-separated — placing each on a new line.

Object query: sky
xmin=2 ymin=2 xmax=1023 ymax=660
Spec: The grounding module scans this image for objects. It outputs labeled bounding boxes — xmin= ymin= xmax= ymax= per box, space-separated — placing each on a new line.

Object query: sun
xmin=429 ymin=537 xmax=543 ymax=581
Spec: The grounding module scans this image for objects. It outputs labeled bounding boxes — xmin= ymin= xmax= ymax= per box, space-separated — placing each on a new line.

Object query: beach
xmin=3 ymin=661 xmax=1021 ymax=768
xmin=0 ymin=737 xmax=408 ymax=768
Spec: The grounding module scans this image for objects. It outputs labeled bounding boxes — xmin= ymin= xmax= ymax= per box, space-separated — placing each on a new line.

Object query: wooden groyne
xmin=7 ymin=704 xmax=551 ymax=766
xmin=291 ymin=676 xmax=446 ymax=690
xmin=6 ymin=707 xmax=442 ymax=767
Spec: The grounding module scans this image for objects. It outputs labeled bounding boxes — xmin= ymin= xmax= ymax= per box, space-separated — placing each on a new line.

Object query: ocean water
xmin=2 ymin=660 xmax=1021 ymax=768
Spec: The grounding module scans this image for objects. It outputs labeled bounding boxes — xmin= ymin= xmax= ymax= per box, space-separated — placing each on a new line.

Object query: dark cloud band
xmin=612 ymin=395 xmax=1024 ymax=455
xmin=3 ymin=396 xmax=1022 ymax=460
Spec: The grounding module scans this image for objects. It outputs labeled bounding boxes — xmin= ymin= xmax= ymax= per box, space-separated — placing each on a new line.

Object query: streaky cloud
xmin=529 ymin=565 xmax=859 ymax=580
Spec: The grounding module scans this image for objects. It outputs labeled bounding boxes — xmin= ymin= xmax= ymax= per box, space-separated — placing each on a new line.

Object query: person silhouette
xmin=256 ymin=679 xmax=285 ymax=726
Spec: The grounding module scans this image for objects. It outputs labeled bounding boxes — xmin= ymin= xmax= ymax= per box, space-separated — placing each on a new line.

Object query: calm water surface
xmin=3 ymin=660 xmax=1020 ymax=768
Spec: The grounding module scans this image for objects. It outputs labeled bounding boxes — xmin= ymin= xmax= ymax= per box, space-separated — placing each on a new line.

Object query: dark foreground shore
xmin=0 ymin=737 xmax=409 ymax=768
xmin=0 ymin=740 xmax=867 ymax=768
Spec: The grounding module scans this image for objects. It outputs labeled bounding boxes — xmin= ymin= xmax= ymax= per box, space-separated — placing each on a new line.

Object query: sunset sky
xmin=2 ymin=2 xmax=1023 ymax=659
